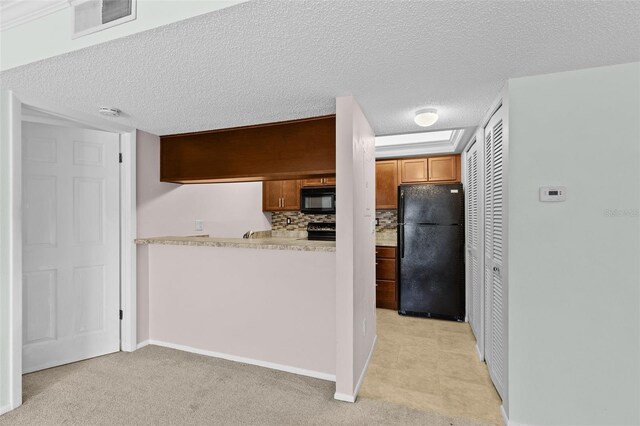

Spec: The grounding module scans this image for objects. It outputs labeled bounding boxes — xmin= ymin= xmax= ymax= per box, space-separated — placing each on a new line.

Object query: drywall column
xmin=0 ymin=90 xmax=22 ymax=414
xmin=507 ymin=62 xmax=640 ymax=425
xmin=335 ymin=96 xmax=377 ymax=401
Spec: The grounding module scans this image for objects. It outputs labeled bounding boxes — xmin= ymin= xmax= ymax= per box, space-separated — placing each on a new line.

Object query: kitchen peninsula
xmin=136 ymin=233 xmax=337 ymax=379
xmin=135 ymin=101 xmax=377 ymax=401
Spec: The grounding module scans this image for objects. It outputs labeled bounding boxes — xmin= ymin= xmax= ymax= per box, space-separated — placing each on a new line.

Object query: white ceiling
xmin=1 ymin=1 xmax=639 ymax=137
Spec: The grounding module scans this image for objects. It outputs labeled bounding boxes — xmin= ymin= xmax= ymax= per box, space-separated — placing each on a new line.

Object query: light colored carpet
xmin=0 ymin=345 xmax=492 ymax=425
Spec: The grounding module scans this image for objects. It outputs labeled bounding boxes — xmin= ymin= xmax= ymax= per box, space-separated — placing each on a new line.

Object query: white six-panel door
xmin=22 ymin=121 xmax=120 ymax=373
xmin=466 ymin=138 xmax=485 ymax=360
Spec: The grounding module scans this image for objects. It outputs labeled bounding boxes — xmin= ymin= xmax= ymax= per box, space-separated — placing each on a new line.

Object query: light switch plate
xmin=195 ymin=219 xmax=204 ymax=231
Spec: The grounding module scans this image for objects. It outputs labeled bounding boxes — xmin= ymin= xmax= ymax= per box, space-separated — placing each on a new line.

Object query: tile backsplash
xmin=271 ymin=211 xmax=335 ymax=231
xmin=271 ymin=210 xmax=398 ymax=232
xmin=376 ymin=210 xmax=398 ymax=232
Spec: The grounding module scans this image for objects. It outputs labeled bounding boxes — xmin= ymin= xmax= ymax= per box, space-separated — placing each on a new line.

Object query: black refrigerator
xmin=397 ymin=183 xmax=465 ymax=321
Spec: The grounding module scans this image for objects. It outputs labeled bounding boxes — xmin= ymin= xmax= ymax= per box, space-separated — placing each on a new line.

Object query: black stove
xmin=307 ymin=222 xmax=336 ymax=241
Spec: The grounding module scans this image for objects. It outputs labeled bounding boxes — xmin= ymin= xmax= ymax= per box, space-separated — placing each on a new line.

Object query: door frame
xmin=0 ymin=90 xmax=137 ymax=413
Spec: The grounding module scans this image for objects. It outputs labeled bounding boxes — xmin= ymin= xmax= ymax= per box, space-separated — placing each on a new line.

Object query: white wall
xmin=1 ymin=1 xmax=246 ymax=71
xmin=335 ymin=96 xmax=377 ymax=400
xmin=136 ymin=130 xmax=271 ymax=344
xmin=147 ymin=244 xmax=336 ymax=377
xmin=136 ymin=130 xmax=270 ymax=239
xmin=507 ymin=62 xmax=640 ymax=425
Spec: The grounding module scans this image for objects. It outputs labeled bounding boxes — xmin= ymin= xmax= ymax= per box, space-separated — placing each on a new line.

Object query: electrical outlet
xmin=286 ymin=217 xmax=292 ymax=225
xmin=195 ymin=220 xmax=204 ymax=232
xmin=375 ymin=218 xmax=379 ymax=226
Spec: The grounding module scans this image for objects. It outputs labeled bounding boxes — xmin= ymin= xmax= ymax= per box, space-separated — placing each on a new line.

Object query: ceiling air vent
xmin=72 ymin=0 xmax=136 ymax=39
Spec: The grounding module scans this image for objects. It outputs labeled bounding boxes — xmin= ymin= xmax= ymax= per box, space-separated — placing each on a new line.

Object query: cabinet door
xmin=400 ymin=158 xmax=428 ymax=183
xmin=428 ymin=156 xmax=459 ymax=182
xmin=376 ymin=281 xmax=397 ymax=310
xmin=281 ymin=180 xmax=301 ymax=211
xmin=375 ymin=258 xmax=396 ymax=281
xmin=262 ymin=181 xmax=282 ymax=211
xmin=323 ymin=176 xmax=336 ymax=185
xmin=302 ymin=178 xmax=325 ymax=187
xmin=376 ymin=160 xmax=398 ymax=209
xmin=302 ymin=177 xmax=336 ymax=187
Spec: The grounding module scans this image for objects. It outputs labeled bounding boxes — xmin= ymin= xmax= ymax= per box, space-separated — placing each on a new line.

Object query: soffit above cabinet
xmin=160 ymin=115 xmax=336 ymax=184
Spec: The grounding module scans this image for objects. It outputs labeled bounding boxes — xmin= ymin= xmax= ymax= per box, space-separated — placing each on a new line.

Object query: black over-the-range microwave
xmin=300 ymin=186 xmax=336 ymax=214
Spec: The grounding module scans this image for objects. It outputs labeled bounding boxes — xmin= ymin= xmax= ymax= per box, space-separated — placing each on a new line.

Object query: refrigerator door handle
xmin=399 ymin=224 xmax=405 ymax=259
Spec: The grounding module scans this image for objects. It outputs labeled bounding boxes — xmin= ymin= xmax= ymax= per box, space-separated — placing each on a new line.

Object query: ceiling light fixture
xmin=414 ymin=108 xmax=438 ymax=127
xmin=98 ymin=107 xmax=121 ymax=117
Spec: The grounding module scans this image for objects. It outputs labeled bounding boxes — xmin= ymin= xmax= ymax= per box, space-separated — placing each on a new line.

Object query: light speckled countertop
xmin=136 ymin=230 xmax=396 ymax=251
xmin=135 ymin=235 xmax=336 ymax=252
xmin=375 ymin=232 xmax=397 ymax=247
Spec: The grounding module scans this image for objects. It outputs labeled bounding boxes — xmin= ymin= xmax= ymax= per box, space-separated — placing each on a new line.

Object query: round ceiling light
xmin=414 ymin=108 xmax=438 ymax=127
xmin=98 ymin=107 xmax=121 ymax=117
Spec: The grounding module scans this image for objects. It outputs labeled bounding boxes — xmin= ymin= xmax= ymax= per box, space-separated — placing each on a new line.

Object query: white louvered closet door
xmin=484 ymin=106 xmax=508 ymax=402
xmin=466 ymin=139 xmax=484 ymax=359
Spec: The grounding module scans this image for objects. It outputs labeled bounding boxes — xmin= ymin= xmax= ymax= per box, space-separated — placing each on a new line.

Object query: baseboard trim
xmin=333 ymin=334 xmax=378 ymax=404
xmin=148 ymin=339 xmax=336 ymax=382
xmin=475 ymin=343 xmax=484 ymax=362
xmin=500 ymin=404 xmax=509 ymax=426
xmin=333 ymin=392 xmax=356 ymax=403
xmin=136 ymin=340 xmax=150 ymax=350
xmin=354 ymin=334 xmax=377 ymax=397
xmin=0 ymin=404 xmax=15 ymax=416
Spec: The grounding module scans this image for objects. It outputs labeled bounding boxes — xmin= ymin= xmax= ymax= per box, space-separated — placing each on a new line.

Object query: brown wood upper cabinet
xmin=400 ymin=158 xmax=428 ymax=183
xmin=263 ymin=180 xmax=301 ymax=211
xmin=375 ymin=155 xmax=460 ymax=209
xmin=160 ymin=115 xmax=336 ymax=184
xmin=399 ymin=155 xmax=460 ymax=184
xmin=428 ymin=156 xmax=460 ymax=182
xmin=301 ymin=176 xmax=336 ymax=187
xmin=375 ymin=160 xmax=399 ymax=209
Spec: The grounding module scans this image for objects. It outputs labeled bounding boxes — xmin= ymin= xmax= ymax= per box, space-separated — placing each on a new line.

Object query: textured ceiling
xmin=2 ymin=1 xmax=640 ymax=136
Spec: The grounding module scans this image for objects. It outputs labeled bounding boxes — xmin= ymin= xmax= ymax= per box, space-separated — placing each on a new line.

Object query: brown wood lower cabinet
xmin=376 ymin=246 xmax=397 ymax=310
